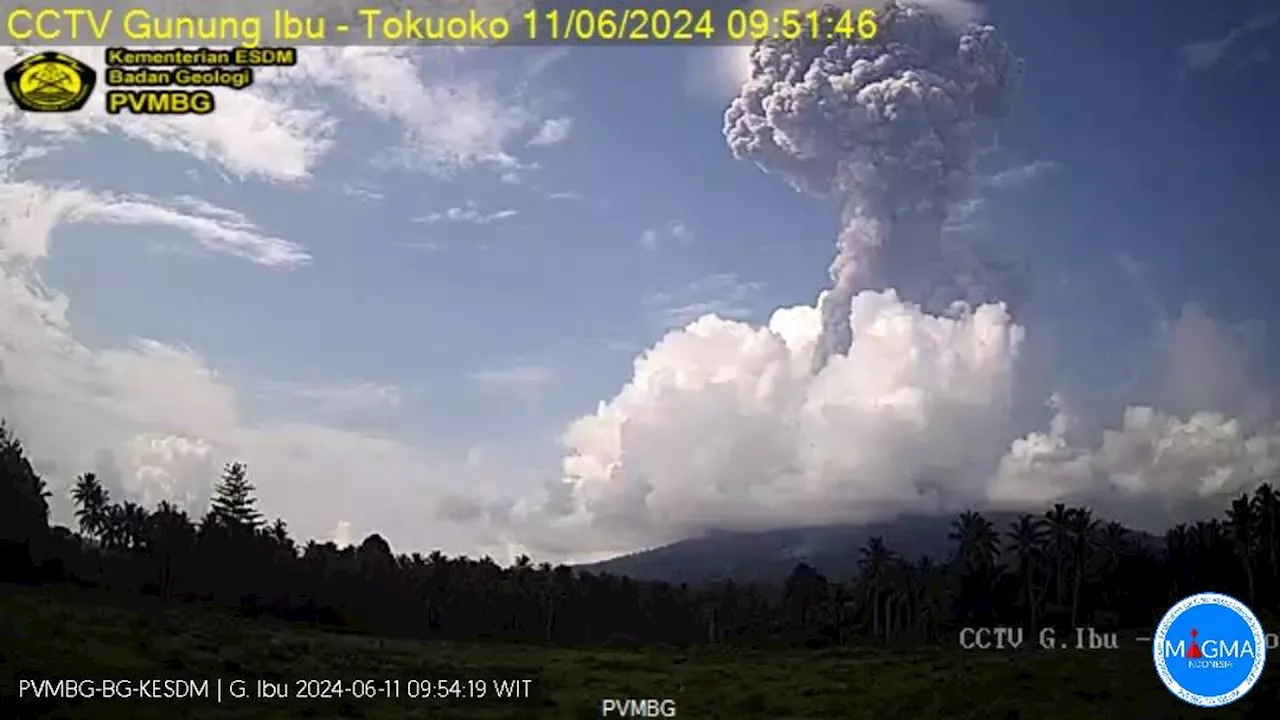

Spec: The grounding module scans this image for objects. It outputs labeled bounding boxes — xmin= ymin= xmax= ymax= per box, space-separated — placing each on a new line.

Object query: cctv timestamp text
xmin=521 ymin=6 xmax=878 ymax=44
xmin=281 ymin=678 xmax=533 ymax=700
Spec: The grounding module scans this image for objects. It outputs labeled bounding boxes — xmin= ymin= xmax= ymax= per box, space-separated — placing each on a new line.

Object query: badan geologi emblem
xmin=5 ymin=51 xmax=96 ymax=112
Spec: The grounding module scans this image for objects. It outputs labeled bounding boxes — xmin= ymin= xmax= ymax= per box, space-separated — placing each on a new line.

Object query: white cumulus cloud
xmin=491 ymin=291 xmax=1025 ymax=555
xmin=465 ymin=290 xmax=1279 ymax=559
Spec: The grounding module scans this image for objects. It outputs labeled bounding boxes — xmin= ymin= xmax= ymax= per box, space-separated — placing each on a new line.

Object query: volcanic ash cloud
xmin=723 ymin=1 xmax=1023 ymax=368
xmin=491 ymin=6 xmax=1280 ymax=558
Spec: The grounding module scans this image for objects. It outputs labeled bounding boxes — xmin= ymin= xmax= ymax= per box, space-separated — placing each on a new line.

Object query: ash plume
xmin=723 ymin=1 xmax=1023 ymax=369
xmin=453 ymin=3 xmax=1280 ymax=562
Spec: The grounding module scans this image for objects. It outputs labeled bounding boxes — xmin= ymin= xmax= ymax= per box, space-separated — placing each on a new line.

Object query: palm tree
xmin=1227 ymin=493 xmax=1257 ymax=602
xmin=1190 ymin=519 xmax=1228 ymax=587
xmin=544 ymin=564 xmax=573 ymax=641
xmin=914 ymin=555 xmax=949 ymax=642
xmin=950 ymin=511 xmax=1000 ymax=621
xmin=70 ymin=472 xmax=110 ymax=541
xmin=1251 ymin=483 xmax=1279 ymax=595
xmin=951 ymin=511 xmax=1001 ymax=571
xmin=1164 ymin=524 xmax=1191 ymax=600
xmin=119 ymin=502 xmax=150 ymax=551
xmin=146 ymin=501 xmax=195 ymax=600
xmin=1098 ymin=522 xmax=1128 ymax=570
xmin=1066 ymin=507 xmax=1099 ymax=627
xmin=857 ymin=537 xmax=894 ymax=642
xmin=1096 ymin=521 xmax=1128 ymax=607
xmin=880 ymin=559 xmax=909 ymax=643
xmin=1043 ymin=503 xmax=1073 ymax=608
xmin=1006 ymin=514 xmax=1048 ymax=632
xmin=100 ymin=504 xmax=128 ymax=551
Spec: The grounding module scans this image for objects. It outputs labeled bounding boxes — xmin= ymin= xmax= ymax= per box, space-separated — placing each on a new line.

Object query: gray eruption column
xmin=724 ymin=1 xmax=1023 ymax=371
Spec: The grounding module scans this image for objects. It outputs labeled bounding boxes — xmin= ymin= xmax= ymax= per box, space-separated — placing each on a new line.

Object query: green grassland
xmin=1 ymin=585 xmax=1276 ymax=719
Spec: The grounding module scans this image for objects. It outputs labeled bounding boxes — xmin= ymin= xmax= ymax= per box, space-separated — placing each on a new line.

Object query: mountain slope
xmin=579 ymin=513 xmax=1025 ymax=584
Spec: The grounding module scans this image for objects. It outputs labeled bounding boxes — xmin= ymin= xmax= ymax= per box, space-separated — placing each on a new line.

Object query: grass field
xmin=1 ymin=584 xmax=1276 ymax=719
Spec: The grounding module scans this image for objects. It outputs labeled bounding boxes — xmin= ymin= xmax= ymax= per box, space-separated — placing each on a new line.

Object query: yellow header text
xmin=6 ymin=9 xmax=263 ymax=47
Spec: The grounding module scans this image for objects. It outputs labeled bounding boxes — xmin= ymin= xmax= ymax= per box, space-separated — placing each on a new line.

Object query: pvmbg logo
xmin=1153 ymin=592 xmax=1266 ymax=707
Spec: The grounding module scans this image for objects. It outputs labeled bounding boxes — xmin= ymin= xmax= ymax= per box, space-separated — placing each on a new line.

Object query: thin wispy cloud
xmin=593 ymin=338 xmax=644 ymax=353
xmin=639 ymin=229 xmax=660 ymax=251
xmin=470 ymin=360 xmax=555 ymax=391
xmin=0 ymin=181 xmax=308 ymax=268
xmin=1183 ymin=11 xmax=1279 ymax=71
xmin=341 ymin=181 xmax=384 ymax=203
xmin=528 ymin=117 xmax=573 ymax=146
xmin=944 ymin=196 xmax=986 ymax=235
xmin=644 ymin=272 xmax=765 ymax=329
xmin=984 ymin=160 xmax=1060 ymax=189
xmin=524 ymin=47 xmax=571 ymax=79
xmin=1115 ymin=249 xmax=1167 ymax=328
xmin=948 ymin=160 xmax=1057 ymax=236
xmin=412 ymin=201 xmax=519 ymax=225
xmin=639 ymin=220 xmax=694 ymax=251
xmin=393 ymin=240 xmax=447 ymax=252
xmin=285 ymin=380 xmax=405 ymax=412
xmin=279 ymin=47 xmax=570 ymax=177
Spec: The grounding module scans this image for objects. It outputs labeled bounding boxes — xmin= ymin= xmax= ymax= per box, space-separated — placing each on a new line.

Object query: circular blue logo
xmin=1152 ymin=592 xmax=1266 ymax=707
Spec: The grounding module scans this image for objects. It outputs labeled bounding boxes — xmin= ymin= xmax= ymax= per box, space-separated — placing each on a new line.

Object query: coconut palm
xmin=1006 ymin=514 xmax=1048 ymax=632
xmin=1227 ymin=493 xmax=1258 ymax=602
xmin=950 ymin=511 xmax=1001 ymax=621
xmin=950 ymin=511 xmax=999 ymax=570
xmin=857 ymin=536 xmax=895 ymax=642
xmin=70 ymin=472 xmax=110 ymax=541
xmin=1252 ymin=483 xmax=1280 ymax=595
xmin=1043 ymin=502 xmax=1073 ymax=607
xmin=1164 ymin=523 xmax=1190 ymax=600
xmin=1066 ymin=507 xmax=1099 ymax=627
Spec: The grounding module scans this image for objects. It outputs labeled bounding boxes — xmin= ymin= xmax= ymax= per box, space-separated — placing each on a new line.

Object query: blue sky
xmin=1 ymin=0 xmax=1277 ymax=560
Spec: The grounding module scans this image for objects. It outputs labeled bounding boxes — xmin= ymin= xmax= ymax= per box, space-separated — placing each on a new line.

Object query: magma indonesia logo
xmin=1153 ymin=592 xmax=1267 ymax=707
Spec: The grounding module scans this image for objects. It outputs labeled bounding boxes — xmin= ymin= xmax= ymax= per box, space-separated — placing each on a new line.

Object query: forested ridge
xmin=3 ymin=420 xmax=1279 ymax=647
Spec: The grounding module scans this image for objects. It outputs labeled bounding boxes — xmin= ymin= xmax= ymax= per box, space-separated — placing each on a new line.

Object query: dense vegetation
xmin=4 ymin=583 xmax=1247 ymax=720
xmin=3 ymin=419 xmax=1280 ymax=717
xmin=4 ymin=420 xmax=1280 ymax=646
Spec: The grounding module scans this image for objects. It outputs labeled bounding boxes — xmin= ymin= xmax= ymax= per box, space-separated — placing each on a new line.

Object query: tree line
xmin=2 ymin=420 xmax=1279 ymax=647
